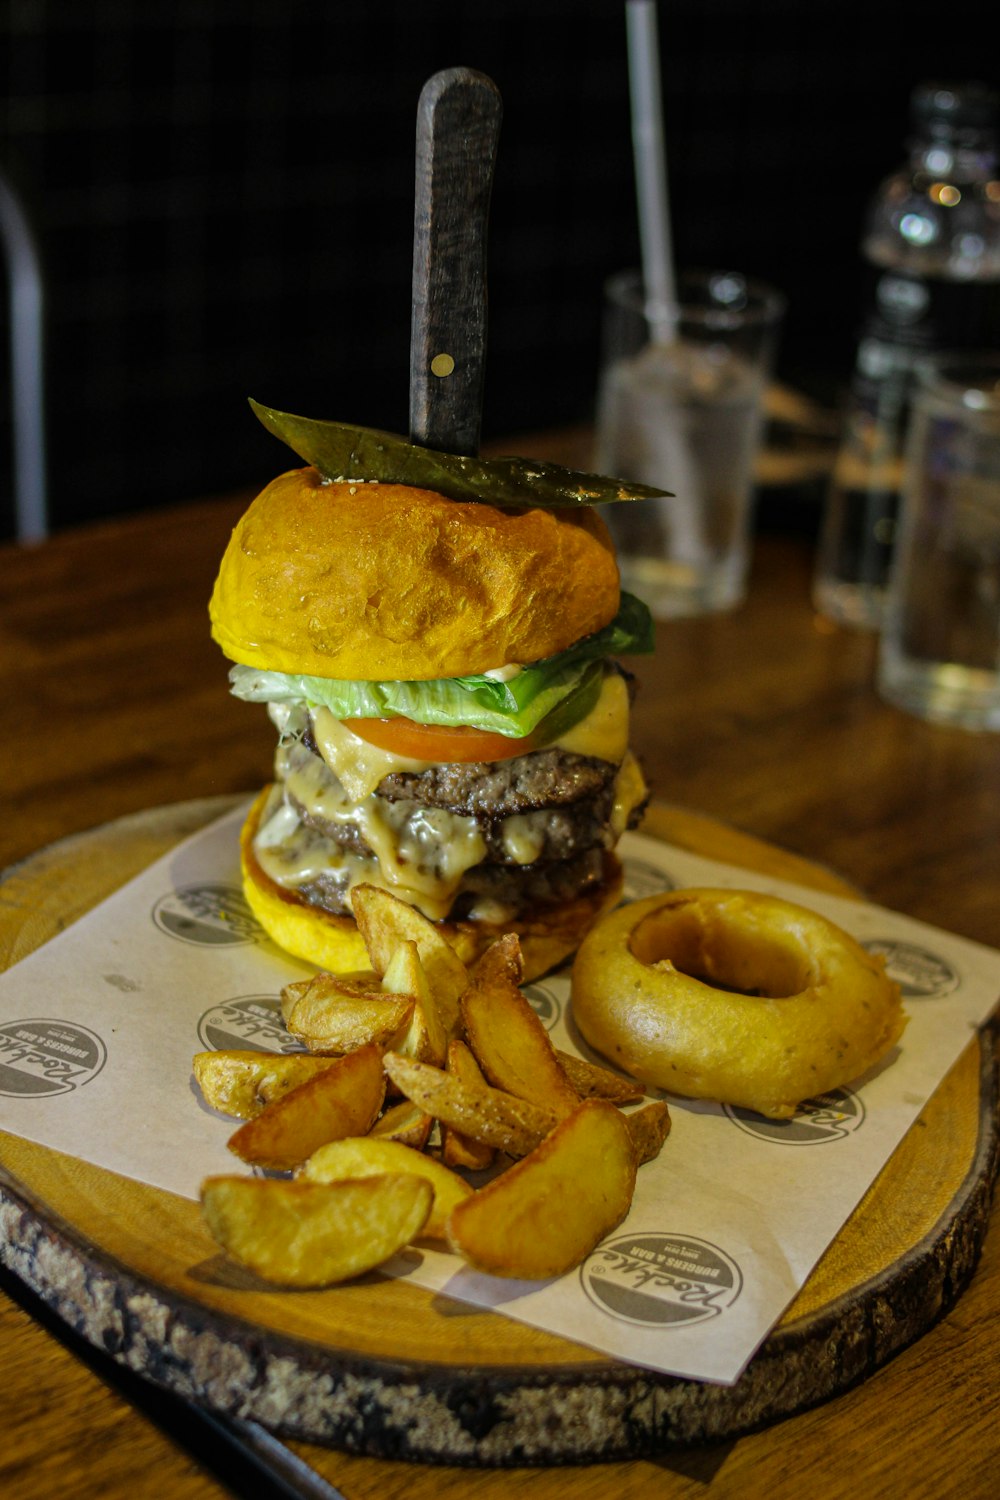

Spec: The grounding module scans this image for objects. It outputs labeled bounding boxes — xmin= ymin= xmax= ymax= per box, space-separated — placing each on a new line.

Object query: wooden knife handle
xmin=409 ymin=68 xmax=502 ymax=456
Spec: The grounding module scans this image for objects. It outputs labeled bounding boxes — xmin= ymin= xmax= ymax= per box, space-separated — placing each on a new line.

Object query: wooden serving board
xmin=0 ymin=798 xmax=997 ymax=1466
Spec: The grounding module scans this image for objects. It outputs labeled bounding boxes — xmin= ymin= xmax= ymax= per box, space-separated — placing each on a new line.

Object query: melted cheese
xmin=500 ymin=814 xmax=548 ymax=866
xmin=609 ymin=750 xmax=648 ymax=838
xmin=257 ymin=741 xmax=487 ymax=921
xmin=311 ymin=708 xmax=430 ymax=801
xmin=254 ymin=666 xmax=636 ymax=922
xmin=554 ymin=671 xmax=630 ymax=763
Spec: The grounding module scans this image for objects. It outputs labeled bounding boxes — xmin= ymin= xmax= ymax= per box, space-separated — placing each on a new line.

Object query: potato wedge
xmin=369 ymin=1099 xmax=434 ymax=1149
xmin=447 ymin=1099 xmax=637 ymax=1279
xmin=384 ymin=1051 xmax=557 ymax=1158
xmin=279 ymin=978 xmax=312 ymax=1026
xmin=381 ymin=939 xmax=447 ymax=1066
xmin=351 ymin=884 xmax=467 ymax=1035
xmin=228 ymin=1042 xmax=386 ymax=1170
xmin=626 ymin=1100 xmax=673 ymax=1163
xmin=200 ymin=1173 xmax=432 ymax=1287
xmin=470 ymin=931 xmax=523 ymax=989
xmin=284 ymin=973 xmax=413 ymax=1054
xmin=192 ymin=1050 xmax=340 ymax=1120
xmin=280 ymin=971 xmax=379 ymax=1027
xmin=461 ymin=970 xmax=580 ymax=1118
xmin=555 ymin=1050 xmax=645 ymax=1105
xmin=441 ymin=1040 xmax=495 ymax=1171
xmin=302 ymin=1137 xmax=471 ymax=1240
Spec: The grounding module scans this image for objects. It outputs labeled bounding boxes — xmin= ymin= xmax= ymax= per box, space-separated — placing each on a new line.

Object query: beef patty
xmin=289 ymin=739 xmax=620 ymax=866
xmin=270 ymin=723 xmax=643 ymax=920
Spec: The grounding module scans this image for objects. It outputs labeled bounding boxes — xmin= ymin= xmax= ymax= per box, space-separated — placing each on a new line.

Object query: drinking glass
xmin=595 ymin=269 xmax=785 ymax=618
xmin=878 ymin=354 xmax=1000 ymax=730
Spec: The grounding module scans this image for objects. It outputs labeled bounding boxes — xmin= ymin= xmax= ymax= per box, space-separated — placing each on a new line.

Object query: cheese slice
xmin=553 ymin=671 xmax=630 ymax=764
xmin=609 ymin=751 xmax=648 ymax=838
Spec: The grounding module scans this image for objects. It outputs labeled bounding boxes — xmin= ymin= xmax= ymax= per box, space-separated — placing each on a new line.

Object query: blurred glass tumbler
xmin=596 ymin=270 xmax=785 ymax=618
xmin=878 ymin=356 xmax=1000 ymax=730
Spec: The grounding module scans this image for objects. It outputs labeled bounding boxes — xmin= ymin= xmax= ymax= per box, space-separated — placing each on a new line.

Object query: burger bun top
xmin=209 ymin=466 xmax=621 ymax=680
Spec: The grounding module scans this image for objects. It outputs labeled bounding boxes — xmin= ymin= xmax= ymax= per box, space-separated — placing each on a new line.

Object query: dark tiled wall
xmin=0 ymin=0 xmax=993 ymax=535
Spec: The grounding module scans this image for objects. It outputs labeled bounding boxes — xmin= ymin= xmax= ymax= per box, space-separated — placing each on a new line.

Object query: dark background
xmin=0 ymin=0 xmax=996 ymax=538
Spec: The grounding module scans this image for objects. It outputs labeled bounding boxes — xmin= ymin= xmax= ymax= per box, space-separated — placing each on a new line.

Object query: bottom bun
xmin=240 ymin=786 xmax=624 ymax=981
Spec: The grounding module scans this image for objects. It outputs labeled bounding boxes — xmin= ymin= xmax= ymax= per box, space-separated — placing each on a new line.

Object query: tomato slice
xmin=344 ymin=716 xmax=532 ymax=763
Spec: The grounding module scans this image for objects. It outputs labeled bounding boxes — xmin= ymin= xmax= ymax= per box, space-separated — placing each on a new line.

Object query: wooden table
xmin=1 ymin=475 xmax=999 ymax=1500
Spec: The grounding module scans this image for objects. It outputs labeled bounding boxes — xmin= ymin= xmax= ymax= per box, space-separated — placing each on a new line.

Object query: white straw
xmin=617 ymin=0 xmax=704 ymax=576
xmin=626 ymin=0 xmax=676 ymax=340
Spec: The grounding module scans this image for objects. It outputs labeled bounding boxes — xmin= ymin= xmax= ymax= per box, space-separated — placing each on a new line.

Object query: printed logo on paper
xmin=724 ymin=1087 xmax=865 ymax=1145
xmin=620 ymin=858 xmax=675 ymax=903
xmin=0 ymin=1019 xmax=108 ymax=1098
xmin=580 ymin=1232 xmax=743 ymax=1328
xmin=522 ymin=982 xmax=562 ymax=1030
xmin=862 ymin=938 xmax=960 ymax=999
xmin=197 ymin=996 xmax=303 ymax=1054
xmin=153 ymin=883 xmax=262 ymax=946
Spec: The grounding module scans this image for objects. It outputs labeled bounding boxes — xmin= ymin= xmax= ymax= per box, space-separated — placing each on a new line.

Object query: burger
xmin=209 ymin=408 xmax=655 ymax=981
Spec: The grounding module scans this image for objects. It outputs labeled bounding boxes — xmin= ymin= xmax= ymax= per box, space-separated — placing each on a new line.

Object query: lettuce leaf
xmin=228 ymin=592 xmax=653 ymax=739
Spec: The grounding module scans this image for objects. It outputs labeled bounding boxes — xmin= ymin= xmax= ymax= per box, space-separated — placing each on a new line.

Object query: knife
xmin=409 ymin=68 xmax=503 ymax=457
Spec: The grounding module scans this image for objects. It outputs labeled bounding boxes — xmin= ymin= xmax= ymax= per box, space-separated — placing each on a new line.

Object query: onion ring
xmin=570 ymin=888 xmax=906 ymax=1119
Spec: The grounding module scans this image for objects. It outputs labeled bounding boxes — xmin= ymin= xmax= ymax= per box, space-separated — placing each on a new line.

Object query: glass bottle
xmin=814 ymin=82 xmax=1000 ymax=628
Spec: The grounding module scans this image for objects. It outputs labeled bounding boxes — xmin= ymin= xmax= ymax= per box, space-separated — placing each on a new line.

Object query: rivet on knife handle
xmin=409 ymin=68 xmax=502 ymax=457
